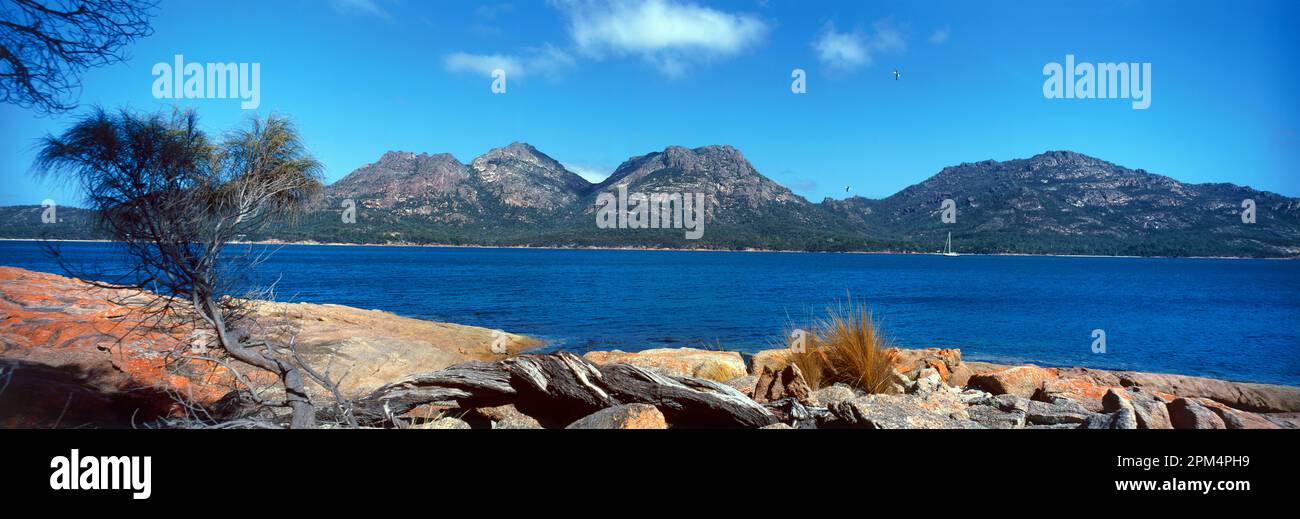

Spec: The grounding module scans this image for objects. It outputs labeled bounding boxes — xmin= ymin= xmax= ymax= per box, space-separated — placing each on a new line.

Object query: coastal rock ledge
xmin=1 ymin=266 xmax=1296 ymax=429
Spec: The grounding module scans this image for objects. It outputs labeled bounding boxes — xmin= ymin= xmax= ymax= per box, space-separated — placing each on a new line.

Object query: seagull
xmin=893 ymin=69 xmax=901 ymax=80
xmin=845 ymin=185 xmax=852 ymax=192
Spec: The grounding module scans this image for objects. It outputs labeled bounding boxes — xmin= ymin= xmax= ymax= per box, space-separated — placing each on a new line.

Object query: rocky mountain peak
xmin=472 ymin=142 xmax=566 ymax=174
xmin=590 ymin=144 xmax=808 ymax=225
xmin=1022 ymin=150 xmax=1114 ymax=173
xmin=469 ymin=142 xmax=591 ymax=210
xmin=371 ymin=150 xmax=460 ymax=169
xmin=500 ymin=141 xmax=541 ymax=155
xmin=5 ymin=145 xmax=1297 ymax=256
xmin=661 ymin=144 xmax=748 ymax=170
xmin=326 ymin=150 xmax=474 ymax=209
xmin=601 ymin=144 xmax=761 ymax=190
xmin=926 ymin=150 xmax=1125 ymax=186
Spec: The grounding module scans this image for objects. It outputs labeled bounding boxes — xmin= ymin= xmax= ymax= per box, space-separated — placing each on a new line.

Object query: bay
xmin=2 ymin=240 xmax=1296 ymax=385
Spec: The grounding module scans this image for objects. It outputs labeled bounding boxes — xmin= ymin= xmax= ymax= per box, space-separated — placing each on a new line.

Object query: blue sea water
xmin=2 ymin=240 xmax=1297 ymax=385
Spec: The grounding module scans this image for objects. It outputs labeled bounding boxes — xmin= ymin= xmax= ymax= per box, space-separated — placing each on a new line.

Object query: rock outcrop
xmin=415 ymin=417 xmax=472 ymax=430
xmin=566 ymin=404 xmax=668 ymax=429
xmin=968 ymin=365 xmax=1059 ymax=398
xmin=1033 ymin=368 xmax=1125 ymax=412
xmin=1114 ymin=371 xmax=1300 ymax=413
xmin=254 ymin=300 xmax=537 ymax=395
xmin=1167 ymin=398 xmax=1228 ymax=429
xmin=747 ymin=348 xmax=791 ymax=375
xmin=4 ymin=266 xmax=1296 ymax=430
xmin=0 ymin=266 xmax=537 ymax=426
xmin=583 ymin=348 xmax=746 ymax=381
xmin=825 ymin=393 xmax=981 ymax=429
xmin=889 ymin=347 xmax=965 ymax=386
xmin=0 ymin=266 xmax=243 ymax=413
xmin=467 ymin=404 xmax=544 ymax=429
xmin=722 ymin=375 xmax=758 ymax=397
xmin=752 ymin=363 xmax=812 ymax=404
xmin=1123 ymin=387 xmax=1174 ymax=429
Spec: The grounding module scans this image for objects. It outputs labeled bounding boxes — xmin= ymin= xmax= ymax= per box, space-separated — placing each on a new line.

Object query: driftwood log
xmin=352 ymin=352 xmax=777 ymax=428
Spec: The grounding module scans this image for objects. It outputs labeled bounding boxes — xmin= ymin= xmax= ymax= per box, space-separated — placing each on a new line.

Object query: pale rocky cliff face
xmin=329 ymin=151 xmax=473 ymax=202
xmin=323 ymin=143 xmax=591 ymax=224
xmin=326 ymin=151 xmax=482 ymax=223
xmin=589 ymin=145 xmax=818 ymax=228
xmin=470 ymin=142 xmax=592 ymax=210
xmin=598 ymin=145 xmax=802 ymax=206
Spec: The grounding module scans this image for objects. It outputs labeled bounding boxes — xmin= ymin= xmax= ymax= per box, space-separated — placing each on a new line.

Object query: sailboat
xmin=942 ymin=231 xmax=959 ymax=257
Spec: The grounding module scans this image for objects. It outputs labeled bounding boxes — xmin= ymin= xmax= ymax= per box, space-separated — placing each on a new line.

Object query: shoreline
xmin=2 ymin=238 xmax=1293 ymax=261
xmin=953 ymin=356 xmax=1299 ymax=390
xmin=3 ymin=264 xmax=1297 ymax=431
xmin=0 ymin=260 xmax=1295 ymax=388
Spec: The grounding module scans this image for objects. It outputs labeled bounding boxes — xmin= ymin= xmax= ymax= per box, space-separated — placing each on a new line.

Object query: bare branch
xmin=0 ymin=0 xmax=157 ymax=114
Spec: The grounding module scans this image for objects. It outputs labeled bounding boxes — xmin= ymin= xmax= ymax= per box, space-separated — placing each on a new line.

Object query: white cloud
xmin=554 ymin=0 xmax=768 ymax=77
xmin=813 ymin=20 xmax=906 ymax=71
xmin=444 ymin=45 xmax=575 ymax=79
xmin=565 ymin=163 xmax=612 ymax=183
xmin=930 ymin=27 xmax=950 ymax=45
xmin=331 ymin=0 xmax=390 ymax=20
xmin=444 ymin=53 xmax=523 ymax=77
xmin=813 ymin=25 xmax=868 ymax=69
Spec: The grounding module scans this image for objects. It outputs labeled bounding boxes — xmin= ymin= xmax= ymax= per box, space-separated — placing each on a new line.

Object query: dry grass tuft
xmin=695 ymin=361 xmax=741 ymax=382
xmin=781 ymin=302 xmax=898 ymax=394
xmin=818 ymin=304 xmax=898 ymax=394
xmin=784 ymin=328 xmax=827 ymax=390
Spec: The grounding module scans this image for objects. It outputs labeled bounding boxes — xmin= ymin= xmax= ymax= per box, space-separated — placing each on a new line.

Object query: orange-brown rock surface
xmin=752 ymin=363 xmax=812 ymax=404
xmin=968 ymin=365 xmax=1060 ymax=398
xmin=748 ymin=348 xmax=791 ymax=375
xmin=564 ymin=403 xmax=668 ymax=429
xmin=583 ymin=347 xmax=746 ymax=381
xmin=4 ymin=265 xmax=1296 ymax=430
xmin=0 ymin=266 xmax=238 ymax=426
xmin=0 ymin=266 xmax=537 ymax=427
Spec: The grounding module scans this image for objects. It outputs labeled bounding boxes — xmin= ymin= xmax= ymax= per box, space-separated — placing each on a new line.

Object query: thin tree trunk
xmin=197 ymin=295 xmax=316 ymax=428
xmin=353 ymin=352 xmax=777 ymax=428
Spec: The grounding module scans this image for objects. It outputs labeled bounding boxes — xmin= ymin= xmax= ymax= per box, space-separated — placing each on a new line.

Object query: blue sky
xmin=1 ymin=0 xmax=1297 ymax=207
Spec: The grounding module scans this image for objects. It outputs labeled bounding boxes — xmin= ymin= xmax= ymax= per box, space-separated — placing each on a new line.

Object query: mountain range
xmin=4 ymin=144 xmax=1298 ymax=257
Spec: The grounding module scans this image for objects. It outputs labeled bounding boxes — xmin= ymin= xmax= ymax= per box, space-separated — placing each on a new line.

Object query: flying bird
xmin=893 ymin=69 xmax=901 ymax=80
xmin=845 ymin=185 xmax=852 ymax=192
